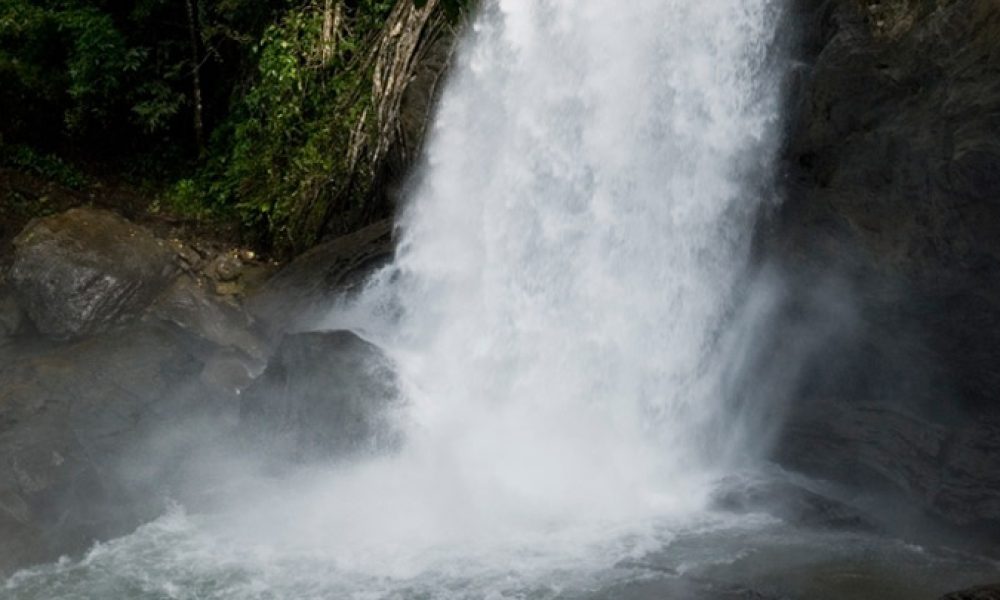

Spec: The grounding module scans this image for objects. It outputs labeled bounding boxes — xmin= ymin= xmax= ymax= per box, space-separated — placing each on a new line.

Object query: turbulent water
xmin=5 ymin=1 xmax=998 ymax=599
xmin=349 ymin=0 xmax=790 ymax=517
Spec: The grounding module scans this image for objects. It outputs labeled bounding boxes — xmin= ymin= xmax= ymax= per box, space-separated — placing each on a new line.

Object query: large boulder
xmin=0 ymin=323 xmax=223 ymax=576
xmin=246 ymin=220 xmax=393 ymax=337
xmin=240 ymin=330 xmax=401 ymax=461
xmin=9 ymin=207 xmax=179 ymax=338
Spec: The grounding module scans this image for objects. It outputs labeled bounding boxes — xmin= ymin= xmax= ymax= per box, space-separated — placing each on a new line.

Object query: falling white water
xmin=339 ymin=0 xmax=787 ymax=530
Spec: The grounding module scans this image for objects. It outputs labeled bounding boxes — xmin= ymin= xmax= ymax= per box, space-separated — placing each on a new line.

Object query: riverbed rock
xmin=0 ymin=323 xmax=222 ymax=576
xmin=246 ymin=220 xmax=393 ymax=337
xmin=940 ymin=585 xmax=1000 ymax=600
xmin=711 ymin=474 xmax=873 ymax=531
xmin=147 ymin=274 xmax=267 ymax=362
xmin=240 ymin=330 xmax=401 ymax=461
xmin=941 ymin=583 xmax=1000 ymax=600
xmin=8 ymin=207 xmax=179 ymax=338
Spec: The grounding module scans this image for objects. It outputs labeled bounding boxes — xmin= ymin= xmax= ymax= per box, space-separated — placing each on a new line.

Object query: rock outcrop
xmin=0 ymin=207 xmax=279 ymax=575
xmin=9 ymin=208 xmax=178 ymax=338
xmin=240 ymin=330 xmax=401 ymax=462
xmin=711 ymin=474 xmax=873 ymax=531
xmin=0 ymin=323 xmax=221 ymax=575
xmin=770 ymin=0 xmax=1000 ymax=537
xmin=246 ymin=219 xmax=393 ymax=337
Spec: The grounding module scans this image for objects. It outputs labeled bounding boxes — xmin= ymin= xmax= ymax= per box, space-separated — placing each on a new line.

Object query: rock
xmin=768 ymin=0 xmax=1000 ymax=537
xmin=146 ymin=274 xmax=266 ymax=361
xmin=246 ymin=220 xmax=393 ymax=337
xmin=940 ymin=585 xmax=1000 ymax=600
xmin=200 ymin=349 xmax=256 ymax=396
xmin=209 ymin=252 xmax=243 ymax=282
xmin=240 ymin=330 xmax=401 ymax=461
xmin=168 ymin=238 xmax=206 ymax=271
xmin=8 ymin=207 xmax=179 ymax=338
xmin=711 ymin=474 xmax=873 ymax=531
xmin=0 ymin=323 xmax=223 ymax=575
xmin=0 ymin=284 xmax=25 ymax=339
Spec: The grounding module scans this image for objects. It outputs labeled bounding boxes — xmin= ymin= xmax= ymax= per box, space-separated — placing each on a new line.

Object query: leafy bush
xmin=0 ymin=144 xmax=89 ymax=189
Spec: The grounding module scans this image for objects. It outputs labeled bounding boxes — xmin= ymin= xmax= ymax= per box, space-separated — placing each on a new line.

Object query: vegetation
xmin=0 ymin=0 xmax=468 ymax=255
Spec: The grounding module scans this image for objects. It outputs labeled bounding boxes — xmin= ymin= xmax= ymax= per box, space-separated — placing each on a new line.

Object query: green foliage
xmin=0 ymin=0 xmax=283 ymax=149
xmin=0 ymin=0 xmax=471 ymax=253
xmin=197 ymin=0 xmax=400 ymax=253
xmin=0 ymin=144 xmax=89 ymax=189
xmin=159 ymin=177 xmax=210 ymax=218
xmin=61 ymin=7 xmax=128 ymax=133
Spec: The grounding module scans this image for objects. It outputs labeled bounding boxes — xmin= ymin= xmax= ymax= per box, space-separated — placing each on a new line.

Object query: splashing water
xmin=338 ymin=0 xmax=787 ymax=533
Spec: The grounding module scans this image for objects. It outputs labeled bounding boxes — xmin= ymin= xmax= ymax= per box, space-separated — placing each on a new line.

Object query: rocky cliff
xmin=770 ymin=0 xmax=1000 ymax=541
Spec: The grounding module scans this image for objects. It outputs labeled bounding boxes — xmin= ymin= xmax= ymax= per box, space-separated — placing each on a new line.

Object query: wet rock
xmin=941 ymin=585 xmax=1000 ymax=600
xmin=209 ymin=252 xmax=243 ymax=282
xmin=168 ymin=238 xmax=206 ymax=271
xmin=246 ymin=220 xmax=393 ymax=337
xmin=8 ymin=207 xmax=178 ymax=338
xmin=147 ymin=274 xmax=266 ymax=361
xmin=200 ymin=349 xmax=256 ymax=396
xmin=587 ymin=575 xmax=784 ymax=600
xmin=770 ymin=0 xmax=1000 ymax=537
xmin=711 ymin=475 xmax=873 ymax=531
xmin=776 ymin=402 xmax=1000 ymax=537
xmin=240 ymin=330 xmax=400 ymax=461
xmin=0 ymin=284 xmax=25 ymax=339
xmin=0 ymin=323 xmax=221 ymax=575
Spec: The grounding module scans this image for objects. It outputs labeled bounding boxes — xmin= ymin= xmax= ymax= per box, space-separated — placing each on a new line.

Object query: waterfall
xmin=344 ymin=0 xmax=787 ymax=528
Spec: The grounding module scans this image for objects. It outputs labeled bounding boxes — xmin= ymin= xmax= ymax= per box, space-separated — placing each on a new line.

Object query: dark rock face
xmin=941 ymin=585 xmax=1000 ymax=600
xmin=246 ymin=219 xmax=393 ymax=337
xmin=240 ymin=330 xmax=401 ymax=461
xmin=0 ymin=283 xmax=26 ymax=339
xmin=9 ymin=208 xmax=178 ymax=338
xmin=148 ymin=274 xmax=267 ymax=362
xmin=711 ymin=474 xmax=873 ymax=531
xmin=770 ymin=0 xmax=1000 ymax=537
xmin=0 ymin=323 xmax=221 ymax=576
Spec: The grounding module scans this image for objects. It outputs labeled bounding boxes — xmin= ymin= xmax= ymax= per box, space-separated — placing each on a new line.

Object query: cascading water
xmin=343 ymin=0 xmax=786 ymax=522
xmin=15 ymin=1 xmax=997 ymax=599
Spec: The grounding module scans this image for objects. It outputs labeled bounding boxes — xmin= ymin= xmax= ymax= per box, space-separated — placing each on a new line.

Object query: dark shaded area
xmin=764 ymin=0 xmax=1000 ymax=544
xmin=942 ymin=585 xmax=1000 ymax=600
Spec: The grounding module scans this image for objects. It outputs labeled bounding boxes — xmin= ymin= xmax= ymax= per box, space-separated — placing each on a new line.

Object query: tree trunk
xmin=321 ymin=0 xmax=344 ymax=65
xmin=184 ymin=0 xmax=205 ymax=155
